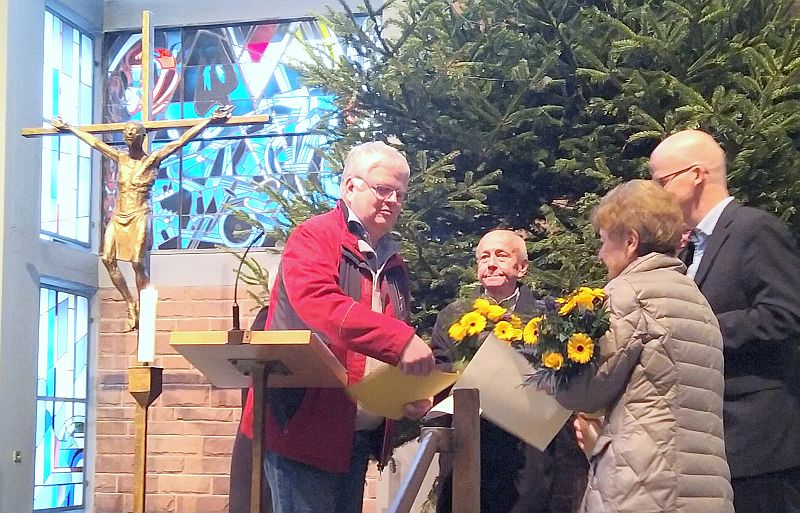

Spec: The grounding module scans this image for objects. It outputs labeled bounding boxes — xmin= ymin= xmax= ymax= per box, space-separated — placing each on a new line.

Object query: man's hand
xmin=211 ymin=105 xmax=234 ymax=122
xmin=398 ymin=335 xmax=434 ymax=376
xmin=403 ymin=397 xmax=433 ymax=420
xmin=50 ymin=116 xmax=68 ymax=131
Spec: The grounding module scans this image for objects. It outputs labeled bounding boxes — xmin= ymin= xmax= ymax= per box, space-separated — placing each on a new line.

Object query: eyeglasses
xmin=352 ymin=177 xmax=408 ymax=203
xmin=652 ymin=164 xmax=697 ymax=187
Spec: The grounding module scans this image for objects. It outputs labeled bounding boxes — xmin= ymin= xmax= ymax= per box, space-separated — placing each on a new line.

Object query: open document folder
xmin=348 ymin=365 xmax=458 ymax=420
xmin=427 ymin=335 xmax=572 ymax=450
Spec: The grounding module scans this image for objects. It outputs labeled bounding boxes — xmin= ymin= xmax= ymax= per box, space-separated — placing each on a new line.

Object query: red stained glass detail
xmin=245 ymin=25 xmax=278 ymax=62
xmin=156 ymin=48 xmax=176 ymax=69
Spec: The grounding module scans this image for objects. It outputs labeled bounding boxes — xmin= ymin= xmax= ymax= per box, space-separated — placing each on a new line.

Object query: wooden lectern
xmin=170 ymin=330 xmax=347 ymax=513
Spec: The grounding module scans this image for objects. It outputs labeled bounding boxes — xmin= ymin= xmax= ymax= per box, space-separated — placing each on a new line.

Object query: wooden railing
xmin=388 ymin=388 xmax=481 ymax=513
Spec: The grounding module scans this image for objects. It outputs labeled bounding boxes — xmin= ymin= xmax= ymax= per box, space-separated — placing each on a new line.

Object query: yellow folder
xmin=348 ymin=365 xmax=458 ymax=420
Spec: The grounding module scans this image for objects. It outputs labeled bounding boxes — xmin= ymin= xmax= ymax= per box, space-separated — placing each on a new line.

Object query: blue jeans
xmin=264 ymin=430 xmax=377 ymax=513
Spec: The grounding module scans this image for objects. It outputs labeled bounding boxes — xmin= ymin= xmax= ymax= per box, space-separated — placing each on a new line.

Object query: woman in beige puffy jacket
xmin=554 ymin=180 xmax=734 ymax=513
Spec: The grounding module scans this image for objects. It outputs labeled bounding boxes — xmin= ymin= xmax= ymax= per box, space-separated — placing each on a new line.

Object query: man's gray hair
xmin=339 ymin=141 xmax=410 ymax=197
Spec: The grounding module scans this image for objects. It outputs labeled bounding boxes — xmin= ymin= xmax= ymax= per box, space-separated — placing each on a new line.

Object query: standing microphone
xmin=230 ymin=228 xmax=266 ymax=342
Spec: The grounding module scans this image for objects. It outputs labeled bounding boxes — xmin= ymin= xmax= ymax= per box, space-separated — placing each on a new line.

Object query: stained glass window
xmin=102 ymin=18 xmax=363 ymax=250
xmin=34 ymin=287 xmax=89 ymax=511
xmin=42 ymin=10 xmax=94 ymax=245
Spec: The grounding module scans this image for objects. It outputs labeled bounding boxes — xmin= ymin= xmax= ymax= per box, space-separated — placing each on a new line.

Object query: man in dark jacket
xmin=236 ymin=141 xmax=435 ymax=513
xmin=430 ymin=230 xmax=587 ymax=513
xmin=650 ymin=130 xmax=800 ymax=513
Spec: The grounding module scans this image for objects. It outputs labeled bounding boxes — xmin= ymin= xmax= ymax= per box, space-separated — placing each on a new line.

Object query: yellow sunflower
xmin=511 ymin=328 xmax=523 ymax=341
xmin=573 ymin=291 xmax=596 ymax=310
xmin=473 ymin=298 xmax=492 ymax=316
xmin=567 ymin=333 xmax=595 ymax=364
xmin=493 ymin=320 xmax=516 ymax=342
xmin=542 ymin=351 xmax=565 ymax=370
xmin=460 ymin=311 xmax=487 ymax=336
xmin=448 ymin=322 xmax=469 ymax=342
xmin=585 ymin=287 xmax=606 ymax=299
xmin=485 ymin=304 xmax=507 ymax=322
xmin=523 ymin=317 xmax=542 ymax=344
xmin=509 ymin=314 xmax=524 ymax=329
xmin=574 ymin=287 xmax=605 ymax=310
xmin=557 ymin=296 xmax=576 ymax=316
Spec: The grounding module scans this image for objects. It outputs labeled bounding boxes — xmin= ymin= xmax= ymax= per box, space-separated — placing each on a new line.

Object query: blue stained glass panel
xmin=103 ymin=18 xmax=368 ymax=249
xmin=35 ymin=288 xmax=88 ymax=511
xmin=41 ymin=10 xmax=94 ymax=245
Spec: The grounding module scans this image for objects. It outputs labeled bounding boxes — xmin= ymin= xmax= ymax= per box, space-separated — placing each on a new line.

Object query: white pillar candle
xmin=137 ymin=287 xmax=158 ymax=364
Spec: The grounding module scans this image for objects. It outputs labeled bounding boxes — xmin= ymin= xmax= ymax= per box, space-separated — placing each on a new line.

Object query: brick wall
xmin=95 ymin=285 xmax=257 ymax=513
xmin=94 ymin=285 xmax=385 ymax=513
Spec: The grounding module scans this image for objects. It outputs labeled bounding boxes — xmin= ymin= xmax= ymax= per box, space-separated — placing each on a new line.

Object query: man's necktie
xmin=689 ymin=229 xmax=706 ymax=251
xmin=684 ymin=229 xmax=707 ymax=278
xmin=680 ymin=240 xmax=695 ymax=266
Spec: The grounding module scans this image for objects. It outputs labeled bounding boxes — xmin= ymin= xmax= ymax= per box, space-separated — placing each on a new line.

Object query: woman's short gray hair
xmin=592 ymin=179 xmax=683 ymax=256
xmin=339 ymin=141 xmax=410 ymax=196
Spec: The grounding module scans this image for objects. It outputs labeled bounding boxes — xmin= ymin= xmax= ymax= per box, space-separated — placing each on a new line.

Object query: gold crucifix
xmin=22 ymin=11 xmax=270 ymax=332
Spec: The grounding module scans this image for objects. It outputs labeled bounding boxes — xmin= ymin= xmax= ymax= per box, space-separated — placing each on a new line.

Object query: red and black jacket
xmin=240 ymin=201 xmax=414 ymax=473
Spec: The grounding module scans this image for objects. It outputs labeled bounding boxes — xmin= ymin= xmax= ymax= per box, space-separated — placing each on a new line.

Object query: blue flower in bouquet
xmin=541 ymin=296 xmax=558 ymax=314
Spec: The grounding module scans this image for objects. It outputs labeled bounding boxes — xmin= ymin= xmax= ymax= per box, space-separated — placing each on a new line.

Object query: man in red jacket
xmin=240 ymin=141 xmax=434 ymax=513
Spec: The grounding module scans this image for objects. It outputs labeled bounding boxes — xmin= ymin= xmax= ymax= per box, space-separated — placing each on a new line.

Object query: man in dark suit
xmin=650 ymin=129 xmax=800 ymax=513
xmin=430 ymin=230 xmax=587 ymax=513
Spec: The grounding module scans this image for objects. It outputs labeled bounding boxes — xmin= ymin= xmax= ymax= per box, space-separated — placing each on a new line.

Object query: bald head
xmin=650 ymin=130 xmax=726 ymax=184
xmin=649 ymin=129 xmax=730 ymax=226
xmin=475 ymin=230 xmax=529 ymax=301
xmin=476 ymin=230 xmax=527 ymax=260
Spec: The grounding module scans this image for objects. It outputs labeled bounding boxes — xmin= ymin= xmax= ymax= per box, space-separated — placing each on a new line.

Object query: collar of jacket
xmin=336 ymin=200 xmax=404 ymax=271
xmin=692 ymin=199 xmax=740 ymax=286
xmin=473 ymin=283 xmax=539 ymax=313
xmin=617 ymin=252 xmax=686 ymax=278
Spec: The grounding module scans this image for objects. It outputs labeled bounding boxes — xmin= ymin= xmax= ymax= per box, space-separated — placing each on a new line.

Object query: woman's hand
xmin=574 ymin=414 xmax=603 ymax=457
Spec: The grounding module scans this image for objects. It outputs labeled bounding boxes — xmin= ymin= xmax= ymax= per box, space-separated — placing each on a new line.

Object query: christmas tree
xmin=290 ymin=0 xmax=800 ymax=331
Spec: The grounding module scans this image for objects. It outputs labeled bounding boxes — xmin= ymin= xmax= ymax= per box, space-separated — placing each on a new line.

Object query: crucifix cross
xmin=21 ymin=11 xmax=270 ymax=332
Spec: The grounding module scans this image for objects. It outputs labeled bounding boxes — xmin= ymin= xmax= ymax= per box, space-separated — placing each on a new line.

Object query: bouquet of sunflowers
xmin=447 ymin=287 xmax=610 ymax=391
xmin=518 ymin=287 xmax=610 ymax=391
xmin=446 ymin=297 xmax=542 ymax=371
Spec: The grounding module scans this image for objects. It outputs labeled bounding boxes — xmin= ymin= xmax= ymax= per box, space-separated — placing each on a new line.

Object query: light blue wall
xmin=0 ymin=1 xmax=102 ymax=512
xmin=0 ymin=2 xmax=48 ymax=512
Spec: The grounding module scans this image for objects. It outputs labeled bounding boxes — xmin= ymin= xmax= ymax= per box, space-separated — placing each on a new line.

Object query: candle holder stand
xmin=128 ymin=364 xmax=163 ymax=513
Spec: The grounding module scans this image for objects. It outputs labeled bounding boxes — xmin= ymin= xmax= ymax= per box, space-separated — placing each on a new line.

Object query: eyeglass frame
xmin=652 ymin=164 xmax=699 ymax=187
xmin=351 ymin=176 xmax=409 ymax=203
